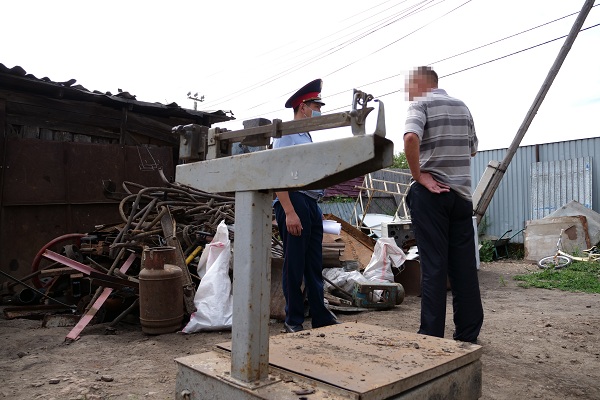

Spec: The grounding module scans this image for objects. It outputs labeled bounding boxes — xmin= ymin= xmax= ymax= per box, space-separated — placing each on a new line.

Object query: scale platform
xmin=175 ymin=322 xmax=482 ymax=399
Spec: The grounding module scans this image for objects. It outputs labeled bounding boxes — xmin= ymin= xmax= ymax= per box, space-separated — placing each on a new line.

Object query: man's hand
xmin=286 ymin=211 xmax=303 ymax=236
xmin=418 ymin=172 xmax=450 ymax=194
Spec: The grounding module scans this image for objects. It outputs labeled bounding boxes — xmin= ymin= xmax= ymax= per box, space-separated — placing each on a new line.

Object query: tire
xmin=537 ymin=255 xmax=571 ymax=269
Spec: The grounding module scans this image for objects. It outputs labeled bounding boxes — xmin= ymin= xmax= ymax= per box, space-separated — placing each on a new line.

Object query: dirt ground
xmin=1 ymin=260 xmax=599 ymax=400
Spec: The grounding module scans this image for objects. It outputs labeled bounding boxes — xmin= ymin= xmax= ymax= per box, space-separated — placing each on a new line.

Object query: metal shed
xmin=471 ymin=136 xmax=600 ymax=242
xmin=0 ymin=63 xmax=233 ymax=279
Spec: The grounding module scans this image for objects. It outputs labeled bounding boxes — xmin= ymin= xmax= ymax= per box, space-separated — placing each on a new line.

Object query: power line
xmin=224 ymin=0 xmax=452 ymax=112
xmin=324 ymin=0 xmax=472 ymax=77
xmin=322 ymin=4 xmax=600 ymax=103
xmin=201 ymin=0 xmax=445 ymax=109
xmin=331 ymin=22 xmax=600 ymax=111
xmin=236 ymin=22 xmax=599 ymax=119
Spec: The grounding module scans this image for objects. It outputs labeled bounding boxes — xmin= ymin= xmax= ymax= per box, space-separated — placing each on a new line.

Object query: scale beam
xmin=176 ymin=134 xmax=393 ymax=193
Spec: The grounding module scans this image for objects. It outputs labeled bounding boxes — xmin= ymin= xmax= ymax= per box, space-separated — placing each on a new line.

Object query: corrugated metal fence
xmin=471 ymin=137 xmax=600 ymax=242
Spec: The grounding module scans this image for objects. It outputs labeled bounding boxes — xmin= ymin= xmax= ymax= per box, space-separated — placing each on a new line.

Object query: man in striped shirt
xmin=404 ymin=66 xmax=483 ymax=344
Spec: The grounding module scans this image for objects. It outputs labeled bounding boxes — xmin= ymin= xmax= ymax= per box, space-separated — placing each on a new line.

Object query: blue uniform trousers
xmin=407 ymin=182 xmax=484 ymax=342
xmin=274 ymin=192 xmax=335 ymax=328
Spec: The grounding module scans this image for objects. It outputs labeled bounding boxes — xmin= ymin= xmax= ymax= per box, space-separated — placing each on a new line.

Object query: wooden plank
xmin=324 ymin=213 xmax=375 ymax=270
xmin=3 ymin=304 xmax=72 ymax=320
xmin=5 ymin=96 xmax=176 ymax=144
xmin=22 ymin=125 xmax=39 ymax=139
xmin=8 ymin=114 xmax=119 ymax=140
xmin=40 ymin=128 xmax=53 ymax=140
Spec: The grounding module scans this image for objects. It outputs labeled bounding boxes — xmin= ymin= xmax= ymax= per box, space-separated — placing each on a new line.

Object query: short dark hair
xmin=414 ymin=66 xmax=438 ymax=86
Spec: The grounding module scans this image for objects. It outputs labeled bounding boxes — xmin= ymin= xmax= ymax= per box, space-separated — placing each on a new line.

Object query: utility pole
xmin=473 ymin=0 xmax=595 ymax=224
xmin=186 ymin=92 xmax=204 ymax=111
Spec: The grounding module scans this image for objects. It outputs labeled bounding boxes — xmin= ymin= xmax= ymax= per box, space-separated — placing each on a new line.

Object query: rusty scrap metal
xmin=16 ymin=171 xmax=287 ymax=337
xmin=0 ymin=269 xmax=76 ymax=309
xmin=66 ymin=251 xmax=137 ymax=342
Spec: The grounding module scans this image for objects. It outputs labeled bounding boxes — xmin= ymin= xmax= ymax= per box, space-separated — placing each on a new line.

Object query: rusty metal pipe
xmin=132 ymin=198 xmax=158 ymax=231
xmin=144 ymin=206 xmax=168 ymax=232
xmin=12 ymin=288 xmax=41 ymax=305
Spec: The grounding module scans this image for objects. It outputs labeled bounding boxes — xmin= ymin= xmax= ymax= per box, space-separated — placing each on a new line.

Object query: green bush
xmin=479 ymin=240 xmax=495 ymax=262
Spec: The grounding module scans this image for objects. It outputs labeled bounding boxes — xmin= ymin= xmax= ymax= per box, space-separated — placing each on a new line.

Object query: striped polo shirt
xmin=404 ymin=88 xmax=478 ymax=201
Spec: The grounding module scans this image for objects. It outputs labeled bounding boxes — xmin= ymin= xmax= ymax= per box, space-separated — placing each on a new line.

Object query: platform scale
xmin=173 ymin=91 xmax=482 ymax=399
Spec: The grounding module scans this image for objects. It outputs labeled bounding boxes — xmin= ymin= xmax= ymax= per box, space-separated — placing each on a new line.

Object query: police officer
xmin=273 ymin=79 xmax=339 ymax=333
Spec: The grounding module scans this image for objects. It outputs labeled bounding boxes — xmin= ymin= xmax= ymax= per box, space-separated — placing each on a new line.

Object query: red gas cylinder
xmin=139 ymin=246 xmax=184 ymax=335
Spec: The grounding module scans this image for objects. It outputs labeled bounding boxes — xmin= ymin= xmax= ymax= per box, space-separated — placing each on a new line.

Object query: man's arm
xmin=275 ymin=191 xmax=303 ymax=236
xmin=404 ymin=132 xmax=450 ymax=194
xmin=403 ymin=132 xmax=422 ymax=181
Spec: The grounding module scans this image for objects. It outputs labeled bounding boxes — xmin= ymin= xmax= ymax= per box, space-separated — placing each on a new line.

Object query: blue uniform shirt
xmin=273 ymin=133 xmax=324 ymax=201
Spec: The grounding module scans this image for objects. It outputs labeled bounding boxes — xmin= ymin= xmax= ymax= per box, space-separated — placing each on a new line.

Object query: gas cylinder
xmin=139 ymin=246 xmax=184 ymax=335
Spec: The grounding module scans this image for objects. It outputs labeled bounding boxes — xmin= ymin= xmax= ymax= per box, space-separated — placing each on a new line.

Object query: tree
xmin=392 ymin=152 xmax=408 ymax=169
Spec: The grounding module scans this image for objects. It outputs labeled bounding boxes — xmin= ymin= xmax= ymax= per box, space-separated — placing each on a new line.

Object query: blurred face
xmin=406 ymin=73 xmax=427 ymax=101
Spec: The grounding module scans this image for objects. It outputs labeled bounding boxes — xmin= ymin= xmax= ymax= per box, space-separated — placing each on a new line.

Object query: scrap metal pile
xmin=1 ymin=171 xmax=282 ymax=339
xmin=2 ymin=171 xmax=404 ymax=339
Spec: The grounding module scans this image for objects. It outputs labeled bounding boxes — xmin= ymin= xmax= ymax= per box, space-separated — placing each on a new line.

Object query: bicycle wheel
xmin=537 ymin=255 xmax=571 ymax=269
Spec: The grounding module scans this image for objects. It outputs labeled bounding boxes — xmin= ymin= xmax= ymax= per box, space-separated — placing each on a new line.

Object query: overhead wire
xmin=323 ymin=0 xmax=472 ymax=77
xmin=201 ymin=0 xmax=445 ymax=109
xmin=239 ymin=0 xmax=462 ymax=113
xmin=242 ymin=2 xmax=443 ymax=112
xmin=323 ymin=4 xmax=600 ymax=104
xmin=201 ymin=0 xmax=422 ymax=108
xmin=326 ymin=22 xmax=600 ymax=112
xmin=219 ymin=0 xmax=450 ymax=110
xmin=235 ymin=20 xmax=599 ymax=120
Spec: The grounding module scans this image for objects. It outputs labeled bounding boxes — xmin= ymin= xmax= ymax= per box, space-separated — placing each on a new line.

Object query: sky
xmin=2 ymin=0 xmax=599 ymax=152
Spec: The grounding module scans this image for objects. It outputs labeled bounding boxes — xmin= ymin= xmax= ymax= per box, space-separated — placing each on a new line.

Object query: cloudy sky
xmin=2 ymin=0 xmax=598 ymax=151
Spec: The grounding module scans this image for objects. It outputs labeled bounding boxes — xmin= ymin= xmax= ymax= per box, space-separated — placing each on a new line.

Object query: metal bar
xmin=161 ymin=206 xmax=197 ymax=315
xmin=3 ymin=304 xmax=72 ymax=320
xmin=89 ymin=270 xmax=139 ymax=290
xmin=217 ymin=111 xmax=355 ymax=142
xmin=65 ymin=252 xmax=137 ymax=341
xmin=42 ymin=250 xmax=96 ymax=275
xmin=0 ymin=269 xmax=76 ymax=309
xmin=230 ymin=190 xmax=271 ymax=383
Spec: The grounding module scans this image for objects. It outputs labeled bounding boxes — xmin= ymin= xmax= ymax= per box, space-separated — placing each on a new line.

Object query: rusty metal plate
xmin=218 ymin=322 xmax=482 ymax=400
xmin=0 ymin=140 xmax=174 ymax=279
xmin=3 ymin=140 xmax=173 ymax=205
xmin=3 ymin=140 xmax=66 ymax=204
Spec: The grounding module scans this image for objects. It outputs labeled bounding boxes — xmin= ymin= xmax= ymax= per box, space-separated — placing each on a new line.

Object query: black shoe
xmin=284 ymin=322 xmax=304 ymax=333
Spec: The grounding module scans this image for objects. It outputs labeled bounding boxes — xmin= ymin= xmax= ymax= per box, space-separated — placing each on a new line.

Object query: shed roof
xmin=0 ymin=63 xmax=233 ymax=124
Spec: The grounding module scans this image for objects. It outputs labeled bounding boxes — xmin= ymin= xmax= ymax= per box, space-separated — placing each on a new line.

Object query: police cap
xmin=285 ymin=78 xmax=325 ymax=108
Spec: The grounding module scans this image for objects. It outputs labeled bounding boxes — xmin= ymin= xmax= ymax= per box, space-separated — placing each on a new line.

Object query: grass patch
xmin=514 ymin=261 xmax=600 ymax=294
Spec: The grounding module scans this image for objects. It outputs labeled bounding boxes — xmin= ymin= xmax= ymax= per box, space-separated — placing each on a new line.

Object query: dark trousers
xmin=407 ymin=183 xmax=484 ymax=342
xmin=274 ymin=192 xmax=334 ymax=328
